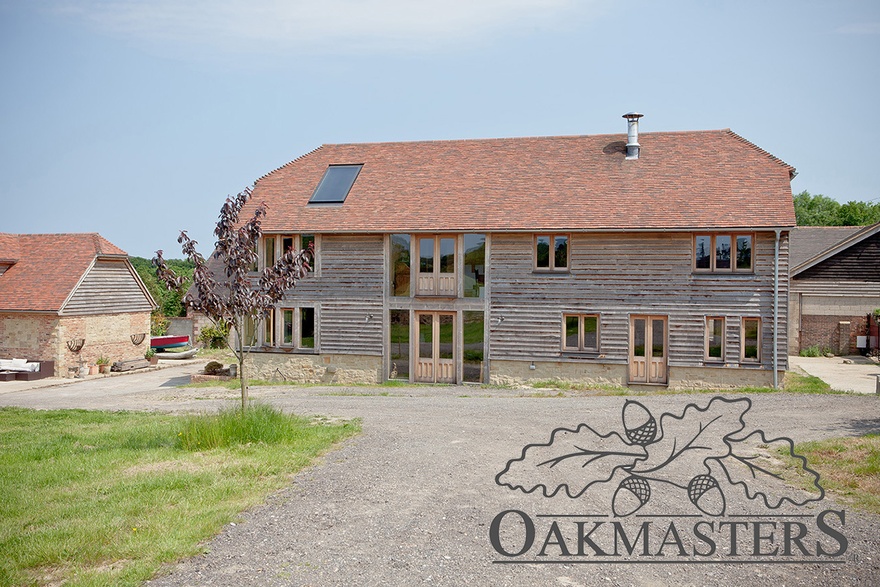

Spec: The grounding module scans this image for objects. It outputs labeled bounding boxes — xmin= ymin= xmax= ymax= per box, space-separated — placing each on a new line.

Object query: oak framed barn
xmin=236 ymin=117 xmax=796 ymax=389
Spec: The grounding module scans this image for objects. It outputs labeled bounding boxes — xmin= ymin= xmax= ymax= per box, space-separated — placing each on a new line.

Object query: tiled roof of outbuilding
xmin=0 ymin=233 xmax=127 ymax=312
xmin=247 ymin=129 xmax=796 ymax=234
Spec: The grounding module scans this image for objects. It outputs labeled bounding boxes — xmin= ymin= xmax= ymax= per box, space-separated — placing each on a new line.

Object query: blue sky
xmin=1 ymin=0 xmax=878 ymax=258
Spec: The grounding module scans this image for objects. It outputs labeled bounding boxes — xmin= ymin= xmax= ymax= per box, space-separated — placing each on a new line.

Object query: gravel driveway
xmin=3 ymin=364 xmax=880 ymax=586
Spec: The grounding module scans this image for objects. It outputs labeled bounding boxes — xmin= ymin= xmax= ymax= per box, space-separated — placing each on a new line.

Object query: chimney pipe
xmin=622 ymin=112 xmax=644 ymax=159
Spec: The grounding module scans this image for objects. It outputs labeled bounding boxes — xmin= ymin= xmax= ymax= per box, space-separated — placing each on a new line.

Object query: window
xmin=416 ymin=235 xmax=456 ymax=296
xmin=694 ymin=234 xmax=753 ymax=272
xmin=309 ymin=164 xmax=362 ymax=204
xmin=705 ymin=317 xmax=725 ymax=362
xmin=390 ymin=234 xmax=411 ymax=296
xmin=264 ymin=311 xmax=274 ymax=346
xmin=264 ymin=234 xmax=317 ymax=273
xmin=742 ymin=318 xmax=761 ymax=362
xmin=563 ymin=314 xmax=599 ymax=352
xmin=389 ymin=310 xmax=410 ymax=380
xmin=280 ymin=307 xmax=317 ymax=351
xmin=264 ymin=236 xmax=276 ymax=269
xmin=536 ymin=235 xmax=568 ymax=271
xmin=463 ymin=234 xmax=486 ymax=298
xmin=463 ymin=311 xmax=485 ymax=383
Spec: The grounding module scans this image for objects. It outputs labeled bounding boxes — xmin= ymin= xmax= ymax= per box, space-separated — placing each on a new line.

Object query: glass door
xmin=629 ymin=316 xmax=667 ymax=384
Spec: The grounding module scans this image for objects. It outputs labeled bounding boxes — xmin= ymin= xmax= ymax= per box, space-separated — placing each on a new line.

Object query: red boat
xmin=150 ymin=335 xmax=190 ymax=350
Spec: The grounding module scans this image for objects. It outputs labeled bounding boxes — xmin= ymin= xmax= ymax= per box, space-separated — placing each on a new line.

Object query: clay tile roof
xmin=0 ymin=233 xmax=127 ymax=313
xmin=247 ymin=129 xmax=796 ymax=234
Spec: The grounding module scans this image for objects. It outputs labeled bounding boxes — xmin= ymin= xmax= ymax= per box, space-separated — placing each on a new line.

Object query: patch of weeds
xmin=800 ymin=345 xmax=833 ymax=357
xmin=779 ymin=434 xmax=880 ymax=514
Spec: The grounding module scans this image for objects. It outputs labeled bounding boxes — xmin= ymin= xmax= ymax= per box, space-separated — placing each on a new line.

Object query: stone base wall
xmin=245 ymin=352 xmax=382 ymax=384
xmin=666 ymin=366 xmax=778 ymax=390
xmin=0 ymin=313 xmax=60 ymax=371
xmin=489 ymin=360 xmax=628 ymax=388
xmin=489 ymin=359 xmax=779 ymax=390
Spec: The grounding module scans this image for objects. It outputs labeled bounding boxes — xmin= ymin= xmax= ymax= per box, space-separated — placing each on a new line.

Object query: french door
xmin=629 ymin=315 xmax=668 ymax=384
xmin=415 ymin=312 xmax=456 ymax=383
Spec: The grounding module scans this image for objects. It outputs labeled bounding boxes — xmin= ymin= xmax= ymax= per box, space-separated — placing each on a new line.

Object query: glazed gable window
xmin=536 ymin=235 xmax=568 ymax=271
xmin=694 ymin=234 xmax=752 ymax=272
xmin=563 ymin=314 xmax=599 ymax=352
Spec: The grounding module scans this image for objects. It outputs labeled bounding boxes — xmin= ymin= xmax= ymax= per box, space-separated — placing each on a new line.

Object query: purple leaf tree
xmin=153 ymin=186 xmax=312 ymax=411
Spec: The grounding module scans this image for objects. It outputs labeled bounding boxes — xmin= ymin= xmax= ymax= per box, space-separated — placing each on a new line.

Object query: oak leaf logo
xmin=495 ymin=397 xmax=824 ymax=516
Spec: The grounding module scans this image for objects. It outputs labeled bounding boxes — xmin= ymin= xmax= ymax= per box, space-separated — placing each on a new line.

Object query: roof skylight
xmin=308 ymin=164 xmax=363 ymax=204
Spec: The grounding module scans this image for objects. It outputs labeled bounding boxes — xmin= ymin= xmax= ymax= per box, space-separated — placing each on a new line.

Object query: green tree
xmin=837 ymin=200 xmax=880 ymax=226
xmin=793 ymin=191 xmax=841 ymax=225
xmin=130 ymin=256 xmax=194 ymax=319
xmin=793 ymin=190 xmax=880 ymax=226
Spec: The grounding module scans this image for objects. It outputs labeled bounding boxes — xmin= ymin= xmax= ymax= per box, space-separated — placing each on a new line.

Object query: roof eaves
xmin=792 ymin=221 xmax=880 ymax=275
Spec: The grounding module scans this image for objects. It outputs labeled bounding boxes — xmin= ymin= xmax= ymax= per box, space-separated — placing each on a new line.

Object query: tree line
xmin=794 ymin=191 xmax=880 ymax=226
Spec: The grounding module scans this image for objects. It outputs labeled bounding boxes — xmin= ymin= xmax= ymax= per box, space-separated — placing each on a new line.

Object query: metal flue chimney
xmin=623 ymin=112 xmax=644 ymax=159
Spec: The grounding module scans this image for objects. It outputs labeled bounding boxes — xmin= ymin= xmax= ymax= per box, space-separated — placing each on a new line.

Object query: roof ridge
xmin=320 ymin=128 xmax=731 ymax=148
xmin=724 ymin=129 xmax=796 ymax=176
xmin=255 ymin=146 xmax=325 ymax=184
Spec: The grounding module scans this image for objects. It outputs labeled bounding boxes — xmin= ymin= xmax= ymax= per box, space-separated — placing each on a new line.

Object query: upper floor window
xmin=260 ymin=234 xmax=316 ymax=273
xmin=694 ymin=234 xmax=753 ymax=272
xmin=463 ymin=234 xmax=486 ymax=298
xmin=536 ymin=235 xmax=568 ymax=271
xmin=390 ymin=234 xmax=411 ymax=297
xmin=563 ymin=314 xmax=599 ymax=352
xmin=389 ymin=233 xmax=486 ymax=298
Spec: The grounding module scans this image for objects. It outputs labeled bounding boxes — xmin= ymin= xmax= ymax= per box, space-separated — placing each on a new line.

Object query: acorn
xmin=612 ymin=476 xmax=651 ymax=517
xmin=622 ymin=400 xmax=657 ymax=445
xmin=687 ymin=474 xmax=726 ymax=516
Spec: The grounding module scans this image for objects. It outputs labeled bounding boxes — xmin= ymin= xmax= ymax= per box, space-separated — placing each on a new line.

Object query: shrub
xmin=198 ymin=321 xmax=230 ymax=349
xmin=800 ymin=345 xmax=832 ymax=357
xmin=204 ymin=361 xmax=225 ymax=375
xmin=151 ymin=313 xmax=169 ymax=336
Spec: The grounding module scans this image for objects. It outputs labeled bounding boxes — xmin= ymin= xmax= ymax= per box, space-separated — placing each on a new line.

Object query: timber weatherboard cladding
xmin=280 ymin=234 xmax=384 ymax=355
xmin=62 ymin=259 xmax=154 ymax=315
xmin=488 ymin=231 xmax=788 ymax=371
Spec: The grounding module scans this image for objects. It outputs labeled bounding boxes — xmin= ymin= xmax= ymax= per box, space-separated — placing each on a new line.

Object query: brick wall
xmin=0 ymin=311 xmax=151 ymax=376
xmin=800 ymin=314 xmax=867 ymax=354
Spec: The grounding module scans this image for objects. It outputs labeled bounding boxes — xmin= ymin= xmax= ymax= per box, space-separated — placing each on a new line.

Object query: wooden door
xmin=629 ymin=316 xmax=667 ymax=384
xmin=415 ymin=312 xmax=456 ymax=383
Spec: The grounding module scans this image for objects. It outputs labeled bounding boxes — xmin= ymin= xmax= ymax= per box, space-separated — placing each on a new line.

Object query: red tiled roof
xmin=0 ymin=233 xmax=127 ymax=312
xmin=247 ymin=129 xmax=796 ymax=234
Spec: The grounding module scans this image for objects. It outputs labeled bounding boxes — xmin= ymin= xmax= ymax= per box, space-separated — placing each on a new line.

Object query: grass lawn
xmin=0 ymin=405 xmax=359 ymax=587
xmin=789 ymin=434 xmax=880 ymax=515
